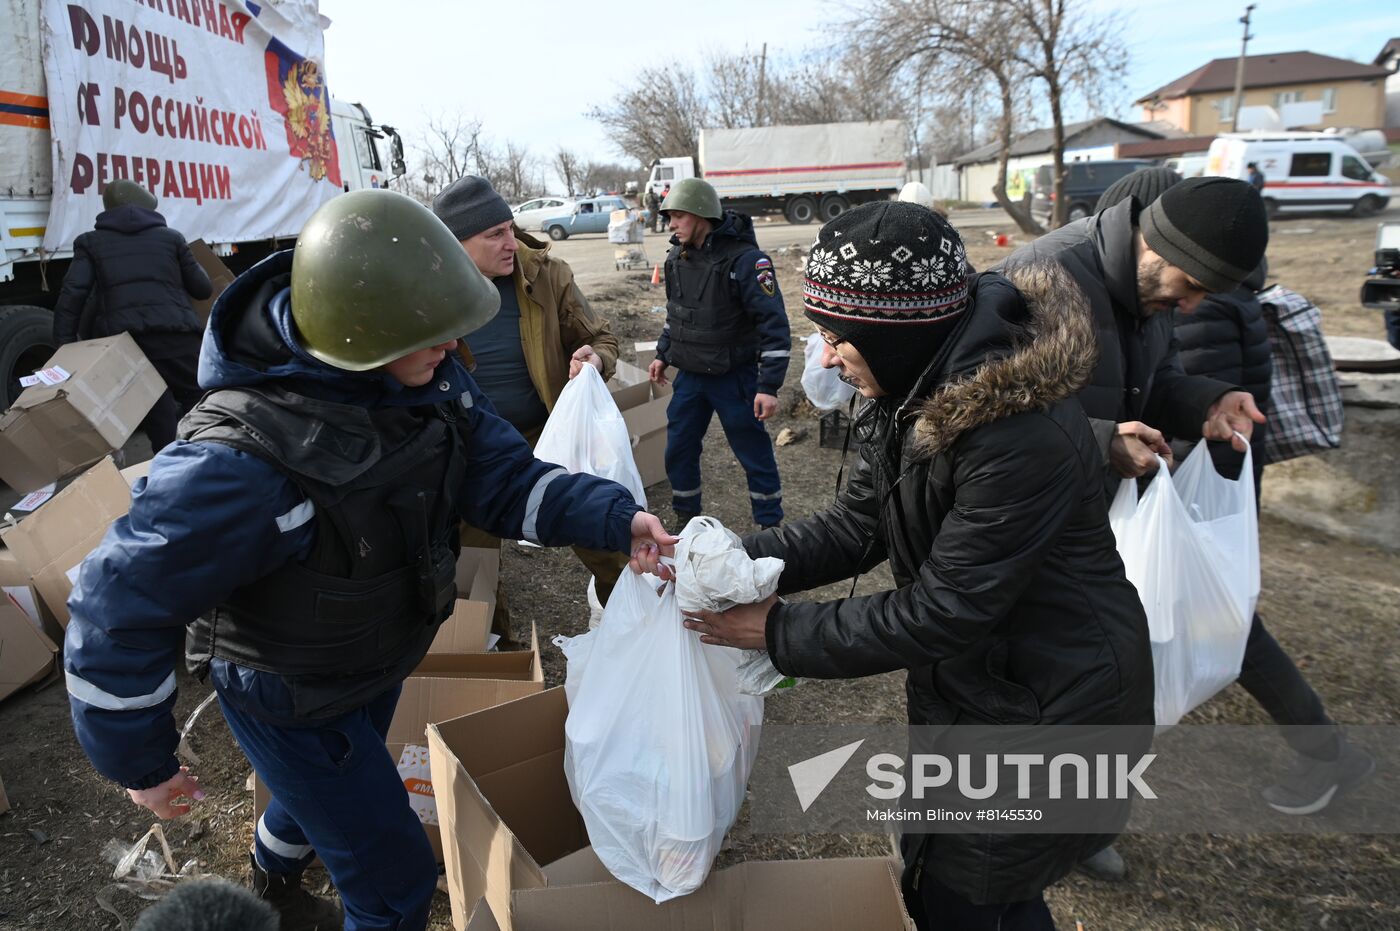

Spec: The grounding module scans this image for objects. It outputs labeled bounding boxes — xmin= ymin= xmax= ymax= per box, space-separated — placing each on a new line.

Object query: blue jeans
xmin=214 ymin=667 xmax=437 ymax=931
xmin=664 ymin=367 xmax=782 ymax=525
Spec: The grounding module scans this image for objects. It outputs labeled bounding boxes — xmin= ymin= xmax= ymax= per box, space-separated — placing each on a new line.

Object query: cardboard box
xmin=253 ymin=625 xmax=544 ymax=864
xmin=464 ymin=857 xmax=912 ymax=931
xmin=0 ymin=458 xmax=132 ymax=632
xmin=187 ymin=240 xmax=237 ymax=326
xmin=0 ymin=333 xmax=166 ymax=493
xmin=607 ymin=360 xmax=672 ymax=489
xmin=430 ymin=548 xmax=498 ymax=655
xmin=0 ymin=597 xmax=58 ymax=703
xmin=429 ymin=688 xmax=913 ymax=931
xmin=0 ymin=546 xmax=44 ymax=633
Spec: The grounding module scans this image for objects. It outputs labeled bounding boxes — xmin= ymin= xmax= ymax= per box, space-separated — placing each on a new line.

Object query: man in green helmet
xmin=650 ymin=177 xmax=791 ymax=529
xmin=51 ymin=179 xmax=213 ymax=451
xmin=61 ymin=190 xmax=678 ymax=931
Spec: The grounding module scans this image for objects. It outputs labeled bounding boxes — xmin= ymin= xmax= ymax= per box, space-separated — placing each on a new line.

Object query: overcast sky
xmin=320 ymin=0 xmax=1399 ymax=193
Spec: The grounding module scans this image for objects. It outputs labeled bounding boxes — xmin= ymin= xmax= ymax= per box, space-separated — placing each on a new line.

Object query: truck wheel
xmin=818 ymin=194 xmax=849 ymax=222
xmin=548 ymin=226 xmax=568 ymax=241
xmin=1353 ymin=195 xmax=1383 ymax=217
xmin=1067 ymin=203 xmax=1090 ymax=221
xmin=1263 ymin=198 xmax=1280 ymax=219
xmin=0 ymin=305 xmax=58 ymax=411
xmin=785 ymin=197 xmax=817 ymax=225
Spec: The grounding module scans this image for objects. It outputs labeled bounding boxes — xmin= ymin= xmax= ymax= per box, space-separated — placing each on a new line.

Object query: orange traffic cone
xmin=650 ymin=264 xmax=661 ymax=287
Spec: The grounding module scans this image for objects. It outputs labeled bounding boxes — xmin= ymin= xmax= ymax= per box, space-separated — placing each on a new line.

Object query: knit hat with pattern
xmin=803 ymin=201 xmax=971 ymax=397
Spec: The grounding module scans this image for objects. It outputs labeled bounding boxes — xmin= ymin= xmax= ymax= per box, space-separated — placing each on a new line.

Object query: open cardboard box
xmin=0 ymin=545 xmax=45 ymax=634
xmin=0 ymin=333 xmax=165 ymax=493
xmin=0 ymin=597 xmax=58 ymax=703
xmin=429 ymin=547 xmax=498 ymax=655
xmin=0 ymin=458 xmax=132 ymax=637
xmin=428 ymin=688 xmax=913 ymax=931
xmin=607 ymin=359 xmax=672 ymax=488
xmin=187 ymin=240 xmax=237 ymax=326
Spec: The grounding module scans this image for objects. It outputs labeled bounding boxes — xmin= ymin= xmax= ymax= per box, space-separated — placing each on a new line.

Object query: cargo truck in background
xmin=646 ymin=121 xmax=908 ymax=225
xmin=1 ymin=0 xmax=404 ymax=409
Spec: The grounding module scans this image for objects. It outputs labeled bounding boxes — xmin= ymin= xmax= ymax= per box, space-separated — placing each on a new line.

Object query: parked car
xmin=1031 ymin=159 xmax=1154 ymax=225
xmin=1206 ymin=132 xmax=1391 ymax=217
xmin=512 ymin=196 xmax=576 ymax=231
xmin=541 ymin=196 xmax=628 ymax=240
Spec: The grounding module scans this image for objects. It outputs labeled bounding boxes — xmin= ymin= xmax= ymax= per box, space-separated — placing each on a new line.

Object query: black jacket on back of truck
xmin=52 ymin=205 xmax=212 ymax=346
xmin=656 ymin=210 xmax=790 ymax=394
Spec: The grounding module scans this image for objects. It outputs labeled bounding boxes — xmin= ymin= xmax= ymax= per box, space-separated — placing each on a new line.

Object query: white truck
xmin=646 ymin=121 xmax=908 ymax=225
xmin=1 ymin=0 xmax=404 ymax=408
xmin=1206 ymin=132 xmax=1391 ymax=218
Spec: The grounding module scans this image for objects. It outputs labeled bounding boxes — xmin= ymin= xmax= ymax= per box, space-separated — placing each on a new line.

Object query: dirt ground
xmin=0 ymin=211 xmax=1396 ymax=931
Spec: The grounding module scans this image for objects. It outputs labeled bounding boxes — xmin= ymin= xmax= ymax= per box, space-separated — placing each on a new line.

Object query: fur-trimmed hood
xmin=910 ymin=263 xmax=1097 ymax=459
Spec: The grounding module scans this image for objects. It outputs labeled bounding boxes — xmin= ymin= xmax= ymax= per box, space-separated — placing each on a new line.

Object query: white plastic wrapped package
xmin=1109 ymin=438 xmax=1259 ymax=726
xmin=555 ymin=520 xmax=765 ymax=902
xmin=800 ymin=332 xmax=856 ymax=411
xmin=531 ymin=364 xmax=646 ymax=508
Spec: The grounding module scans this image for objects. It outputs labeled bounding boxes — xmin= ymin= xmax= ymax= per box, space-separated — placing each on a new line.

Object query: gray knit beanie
xmin=1095 ymin=167 xmax=1181 ymax=214
xmin=431 ymin=176 xmax=514 ymax=241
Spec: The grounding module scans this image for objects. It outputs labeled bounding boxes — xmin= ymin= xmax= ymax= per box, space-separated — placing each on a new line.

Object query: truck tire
xmin=1353 ymin=195 xmax=1383 ymax=217
xmin=1263 ymin=197 xmax=1280 ymax=219
xmin=785 ymin=196 xmax=817 ymax=225
xmin=0 ymin=305 xmax=58 ymax=411
xmin=547 ymin=225 xmax=569 ymax=241
xmin=818 ymin=194 xmax=849 ymax=222
xmin=1067 ymin=203 xmax=1091 ymax=221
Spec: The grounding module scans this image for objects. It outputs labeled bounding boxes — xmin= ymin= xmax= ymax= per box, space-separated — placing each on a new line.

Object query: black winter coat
xmin=52 ymin=206 xmax=212 ymax=346
xmin=1170 ymin=274 xmax=1271 ymax=482
xmin=745 ymin=266 xmax=1153 ymax=904
xmin=997 ymin=198 xmax=1234 ymax=463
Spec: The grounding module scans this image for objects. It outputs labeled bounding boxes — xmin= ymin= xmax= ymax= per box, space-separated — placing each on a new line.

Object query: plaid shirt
xmin=1257 ymin=285 xmax=1344 ymax=465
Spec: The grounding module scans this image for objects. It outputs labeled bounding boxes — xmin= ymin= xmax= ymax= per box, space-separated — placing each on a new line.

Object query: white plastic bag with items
xmin=800 ymin=332 xmax=856 ymax=411
xmin=531 ymin=363 xmax=646 ymax=508
xmin=670 ymin=516 xmax=793 ymax=695
xmin=554 ymin=519 xmax=765 ymax=903
xmin=1109 ymin=437 xmax=1259 ymax=726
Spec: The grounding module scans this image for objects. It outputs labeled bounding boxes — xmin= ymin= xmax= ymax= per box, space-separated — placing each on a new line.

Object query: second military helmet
xmin=291 ymin=190 xmax=500 ymax=372
xmin=102 ymin=179 xmax=158 ymax=210
xmin=660 ymin=177 xmax=722 ymax=222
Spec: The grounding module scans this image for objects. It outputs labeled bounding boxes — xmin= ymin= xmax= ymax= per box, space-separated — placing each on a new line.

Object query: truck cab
xmin=646 ymin=158 xmax=696 ymax=199
xmin=330 ymin=100 xmax=406 ymax=193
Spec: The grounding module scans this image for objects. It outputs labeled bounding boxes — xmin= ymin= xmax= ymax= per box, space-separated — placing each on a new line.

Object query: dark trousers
xmin=217 ymin=680 xmax=437 ymax=931
xmin=665 ymin=367 xmax=782 ymax=525
xmin=901 ymin=859 xmax=1056 ymax=931
xmin=135 ymin=334 xmax=204 ymax=451
xmin=1237 ymin=614 xmax=1340 ymax=759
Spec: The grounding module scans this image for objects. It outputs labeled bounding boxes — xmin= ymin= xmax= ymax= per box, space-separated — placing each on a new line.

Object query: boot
xmin=250 ymin=853 xmax=344 ymax=931
xmin=1262 ymin=742 xmax=1375 ymax=815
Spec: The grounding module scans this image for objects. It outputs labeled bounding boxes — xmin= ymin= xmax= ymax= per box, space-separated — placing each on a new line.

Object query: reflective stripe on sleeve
xmin=66 ymin=670 xmax=176 ymax=711
xmin=275 ymin=500 xmax=315 ymax=533
xmin=521 ymin=468 xmax=568 ymax=544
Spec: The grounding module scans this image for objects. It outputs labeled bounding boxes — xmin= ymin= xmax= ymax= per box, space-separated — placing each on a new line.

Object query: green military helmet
xmin=661 ymin=177 xmax=722 ymax=221
xmin=291 ymin=190 xmax=500 ymax=372
xmin=102 ymin=179 xmax=157 ymax=210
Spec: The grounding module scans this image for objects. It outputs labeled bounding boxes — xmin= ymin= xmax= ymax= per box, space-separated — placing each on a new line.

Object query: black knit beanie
xmin=1140 ymin=177 xmax=1268 ymax=293
xmin=1095 ymin=166 xmax=1181 ymax=214
xmin=802 ymin=202 xmax=970 ymax=397
xmin=432 ymin=175 xmax=514 ymax=241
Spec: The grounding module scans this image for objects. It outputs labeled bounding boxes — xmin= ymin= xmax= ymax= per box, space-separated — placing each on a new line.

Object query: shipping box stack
xmin=0 ymin=334 xmax=166 ymax=493
xmin=254 ymin=547 xmax=545 ymax=863
xmin=428 ymin=689 xmax=915 ymax=931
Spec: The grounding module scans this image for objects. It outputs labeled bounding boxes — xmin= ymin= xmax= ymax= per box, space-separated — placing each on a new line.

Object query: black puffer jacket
xmin=1170 ymin=265 xmax=1271 ymax=481
xmin=52 ymin=206 xmax=212 ymax=345
xmin=996 ymin=198 xmax=1234 ymax=463
xmin=745 ymin=266 xmax=1153 ymax=904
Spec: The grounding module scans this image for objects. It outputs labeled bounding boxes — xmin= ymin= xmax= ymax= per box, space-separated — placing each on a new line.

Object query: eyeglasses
xmin=818 ymin=331 xmax=848 ymax=351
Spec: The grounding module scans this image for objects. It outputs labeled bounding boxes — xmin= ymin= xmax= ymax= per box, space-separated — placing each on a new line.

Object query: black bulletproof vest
xmin=663 ymin=236 xmax=759 ymax=375
xmin=180 ymin=384 xmax=466 ymax=720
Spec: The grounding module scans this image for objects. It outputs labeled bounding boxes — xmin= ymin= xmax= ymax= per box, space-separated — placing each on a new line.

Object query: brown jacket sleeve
xmin=555 ymin=271 xmax=619 ymax=382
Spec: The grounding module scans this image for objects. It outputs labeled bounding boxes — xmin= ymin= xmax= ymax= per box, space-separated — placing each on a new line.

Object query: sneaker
xmin=1262 ymin=743 xmax=1375 ymax=815
xmin=250 ymin=853 xmax=344 ymax=931
xmin=673 ymin=510 xmax=699 ymax=530
xmin=1077 ymin=844 xmax=1126 ymax=882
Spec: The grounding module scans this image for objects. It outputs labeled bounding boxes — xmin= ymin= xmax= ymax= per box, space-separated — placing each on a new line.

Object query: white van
xmin=1206 ymin=133 xmax=1392 ymax=217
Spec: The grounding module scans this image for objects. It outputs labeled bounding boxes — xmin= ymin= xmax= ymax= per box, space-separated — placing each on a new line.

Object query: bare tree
xmin=554 ymin=147 xmax=582 ymax=195
xmin=579 ymin=161 xmax=642 ymax=196
xmin=1001 ymin=0 xmax=1127 ymax=227
xmin=586 ymin=66 xmax=709 ymax=166
xmin=417 ymin=113 xmax=483 ymax=194
xmin=853 ymin=0 xmax=1044 ymax=234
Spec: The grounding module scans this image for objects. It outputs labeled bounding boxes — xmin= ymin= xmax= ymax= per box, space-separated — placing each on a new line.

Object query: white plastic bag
xmin=800 ymin=332 xmax=856 ymax=411
xmin=1109 ymin=438 xmax=1259 ymax=726
xmin=532 ymin=364 xmax=646 ymax=508
xmin=555 ymin=527 xmax=763 ymax=902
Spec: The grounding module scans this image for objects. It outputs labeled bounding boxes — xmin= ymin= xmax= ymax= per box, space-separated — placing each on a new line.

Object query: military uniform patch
xmin=756 ymin=256 xmax=776 ymax=296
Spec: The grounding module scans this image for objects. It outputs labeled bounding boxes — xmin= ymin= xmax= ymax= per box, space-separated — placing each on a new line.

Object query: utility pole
xmin=756 ymin=42 xmax=768 ymax=126
xmin=1229 ymin=4 xmax=1255 ymax=132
